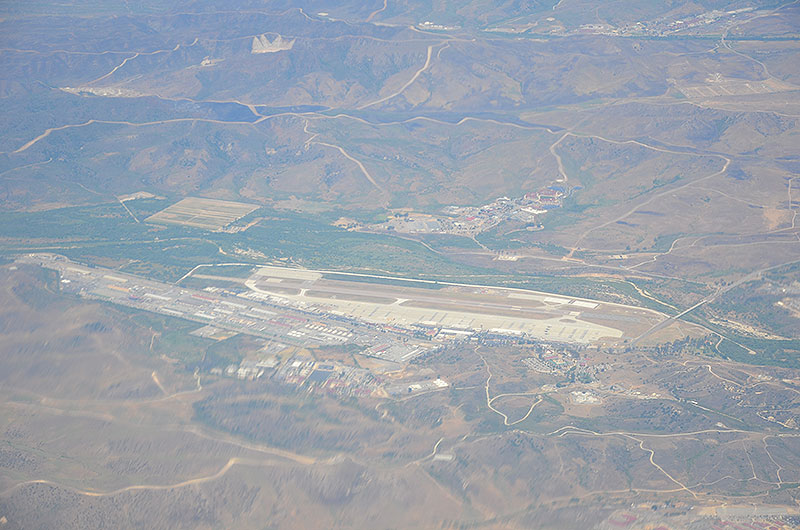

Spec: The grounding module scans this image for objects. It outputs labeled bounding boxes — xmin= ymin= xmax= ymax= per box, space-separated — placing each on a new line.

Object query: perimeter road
xmin=632 ymin=256 xmax=800 ymax=345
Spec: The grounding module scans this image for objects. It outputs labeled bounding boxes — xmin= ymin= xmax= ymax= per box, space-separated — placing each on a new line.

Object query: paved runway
xmin=245 ymin=265 xmax=665 ymax=343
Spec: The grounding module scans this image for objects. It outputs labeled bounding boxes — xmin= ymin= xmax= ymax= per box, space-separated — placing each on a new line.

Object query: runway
xmin=244 ymin=265 xmax=666 ymax=343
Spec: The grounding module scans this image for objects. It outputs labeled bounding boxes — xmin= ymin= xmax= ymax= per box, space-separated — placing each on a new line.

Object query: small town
xmin=359 ymin=184 xmax=573 ymax=237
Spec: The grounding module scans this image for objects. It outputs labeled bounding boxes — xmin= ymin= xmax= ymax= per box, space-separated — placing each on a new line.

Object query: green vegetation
xmin=723 ymin=337 xmax=800 ymax=368
xmin=417 ymin=233 xmax=482 ymax=250
xmin=0 ymin=201 xmax=485 ymax=281
xmin=649 ymin=233 xmax=685 ymax=253
xmin=0 ymin=202 xmax=156 ymax=240
xmin=120 ymin=309 xmax=214 ymax=365
xmin=321 ymin=273 xmax=446 ymax=290
xmin=1 ymin=200 xmax=706 ymax=312
xmin=203 ymin=335 xmax=256 ymax=369
xmin=532 ymin=242 xmax=570 ymax=257
xmin=470 ymin=222 xmax=525 ymax=250
xmin=686 ymin=312 xmax=800 ymax=368
xmin=538 ymin=198 xmax=594 ymax=230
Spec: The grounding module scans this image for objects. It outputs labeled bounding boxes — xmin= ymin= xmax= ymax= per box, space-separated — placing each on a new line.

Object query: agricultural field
xmin=145 ymin=197 xmax=259 ymax=230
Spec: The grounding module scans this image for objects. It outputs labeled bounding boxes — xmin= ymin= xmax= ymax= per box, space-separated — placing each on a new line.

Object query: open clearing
xmin=675 ymin=78 xmax=798 ymax=99
xmin=145 ymin=197 xmax=258 ymax=230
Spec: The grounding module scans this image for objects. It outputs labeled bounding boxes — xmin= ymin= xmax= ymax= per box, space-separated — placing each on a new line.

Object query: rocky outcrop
xmin=251 ymin=34 xmax=295 ymax=54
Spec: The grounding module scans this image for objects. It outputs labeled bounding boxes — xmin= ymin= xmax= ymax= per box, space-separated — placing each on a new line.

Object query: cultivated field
xmin=145 ymin=197 xmax=258 ymax=230
xmin=676 ymin=77 xmax=798 ymax=99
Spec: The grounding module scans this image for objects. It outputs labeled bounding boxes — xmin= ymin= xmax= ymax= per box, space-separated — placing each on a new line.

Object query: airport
xmin=21 ymin=254 xmax=666 ymax=363
xmin=22 ymin=254 xmax=433 ymax=364
xmin=240 ymin=265 xmax=663 ymax=344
